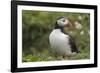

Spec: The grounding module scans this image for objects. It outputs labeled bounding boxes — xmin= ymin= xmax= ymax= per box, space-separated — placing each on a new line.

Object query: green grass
xmin=22 ymin=47 xmax=90 ymax=62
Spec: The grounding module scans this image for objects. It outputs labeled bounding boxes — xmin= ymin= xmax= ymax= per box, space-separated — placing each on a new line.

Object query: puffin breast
xmin=49 ymin=30 xmax=72 ymax=55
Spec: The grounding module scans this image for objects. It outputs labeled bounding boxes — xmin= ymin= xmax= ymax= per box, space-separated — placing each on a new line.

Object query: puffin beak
xmin=64 ymin=20 xmax=75 ymax=29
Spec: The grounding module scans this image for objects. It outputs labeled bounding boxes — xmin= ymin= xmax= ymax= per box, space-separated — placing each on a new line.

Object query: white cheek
xmin=57 ymin=21 xmax=64 ymax=26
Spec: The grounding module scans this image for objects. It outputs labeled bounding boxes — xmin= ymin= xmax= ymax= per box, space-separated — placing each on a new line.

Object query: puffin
xmin=49 ymin=17 xmax=79 ymax=59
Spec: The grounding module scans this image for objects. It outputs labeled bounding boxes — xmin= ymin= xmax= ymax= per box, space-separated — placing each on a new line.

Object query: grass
xmin=22 ymin=47 xmax=90 ymax=62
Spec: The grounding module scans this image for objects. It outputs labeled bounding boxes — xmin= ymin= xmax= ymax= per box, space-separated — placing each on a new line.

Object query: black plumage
xmin=68 ymin=36 xmax=79 ymax=53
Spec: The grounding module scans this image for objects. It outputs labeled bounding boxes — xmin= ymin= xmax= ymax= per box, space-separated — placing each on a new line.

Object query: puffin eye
xmin=62 ymin=19 xmax=65 ymax=22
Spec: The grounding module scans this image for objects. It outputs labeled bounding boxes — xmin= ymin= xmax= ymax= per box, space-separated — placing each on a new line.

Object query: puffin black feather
xmin=68 ymin=36 xmax=79 ymax=53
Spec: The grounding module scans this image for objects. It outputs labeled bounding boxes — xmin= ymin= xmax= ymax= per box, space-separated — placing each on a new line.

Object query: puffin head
xmin=55 ymin=16 xmax=73 ymax=29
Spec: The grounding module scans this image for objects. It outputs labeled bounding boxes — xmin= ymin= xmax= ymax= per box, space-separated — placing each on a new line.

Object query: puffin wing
xmin=68 ymin=35 xmax=79 ymax=53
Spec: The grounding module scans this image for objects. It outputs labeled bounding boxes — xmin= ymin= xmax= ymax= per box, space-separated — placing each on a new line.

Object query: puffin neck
xmin=55 ymin=23 xmax=64 ymax=33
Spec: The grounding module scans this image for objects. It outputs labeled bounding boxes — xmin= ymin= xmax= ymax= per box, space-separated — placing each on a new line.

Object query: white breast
xmin=49 ymin=29 xmax=72 ymax=56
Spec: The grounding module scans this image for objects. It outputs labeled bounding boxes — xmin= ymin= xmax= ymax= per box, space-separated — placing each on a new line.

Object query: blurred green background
xmin=22 ymin=10 xmax=90 ymax=62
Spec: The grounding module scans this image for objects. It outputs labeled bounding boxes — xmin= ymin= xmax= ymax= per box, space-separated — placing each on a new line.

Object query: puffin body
xmin=49 ymin=17 xmax=79 ymax=58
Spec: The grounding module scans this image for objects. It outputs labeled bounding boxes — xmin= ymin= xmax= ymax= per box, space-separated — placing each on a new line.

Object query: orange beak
xmin=65 ymin=21 xmax=75 ymax=29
